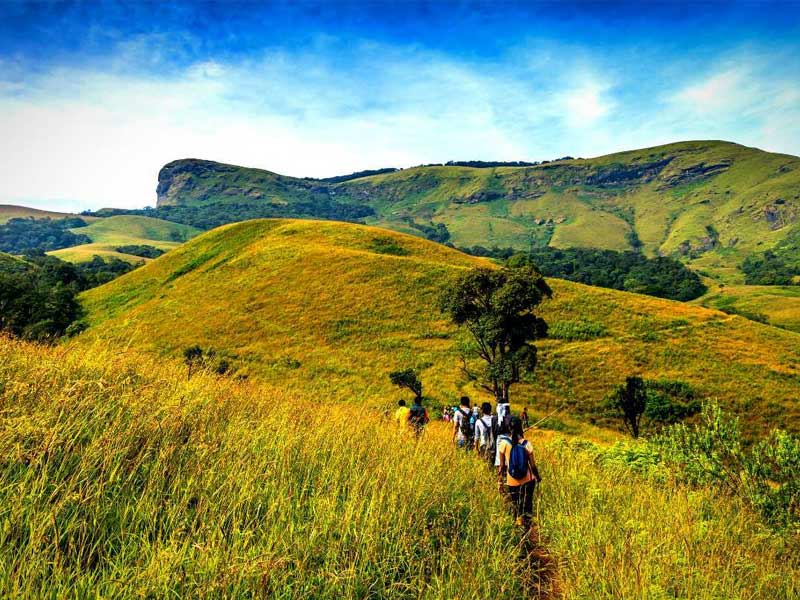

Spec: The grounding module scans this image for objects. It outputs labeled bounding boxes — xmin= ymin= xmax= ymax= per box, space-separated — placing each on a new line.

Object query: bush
xmin=653 ymin=403 xmax=800 ymax=530
xmin=548 ymin=319 xmax=607 ymax=341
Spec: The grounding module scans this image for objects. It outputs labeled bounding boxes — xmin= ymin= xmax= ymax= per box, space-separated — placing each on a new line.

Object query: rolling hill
xmin=154 ymin=141 xmax=800 ymax=283
xmin=48 ymin=215 xmax=200 ymax=263
xmin=0 ymin=204 xmax=91 ymax=224
xmin=80 ymin=219 xmax=800 ymax=436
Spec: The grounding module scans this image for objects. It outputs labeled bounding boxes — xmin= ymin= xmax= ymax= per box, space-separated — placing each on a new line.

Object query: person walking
xmin=394 ymin=399 xmax=410 ymax=428
xmin=521 ymin=407 xmax=530 ymax=429
xmin=408 ymin=396 xmax=430 ymax=436
xmin=474 ymin=402 xmax=496 ymax=466
xmin=497 ymin=416 xmax=541 ymax=529
xmin=497 ymin=401 xmax=511 ymax=430
xmin=452 ymin=396 xmax=474 ymax=449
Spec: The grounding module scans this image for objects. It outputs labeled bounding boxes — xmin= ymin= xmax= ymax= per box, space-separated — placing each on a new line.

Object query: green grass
xmin=0 ymin=204 xmax=90 ymax=224
xmin=695 ymin=284 xmax=800 ymax=332
xmin=48 ymin=215 xmax=201 ymax=263
xmin=157 ymin=141 xmax=800 ymax=282
xmin=79 ymin=219 xmax=800 ymax=437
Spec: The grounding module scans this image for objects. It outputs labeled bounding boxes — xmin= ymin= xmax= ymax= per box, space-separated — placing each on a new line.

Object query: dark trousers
xmin=508 ymin=480 xmax=535 ymax=522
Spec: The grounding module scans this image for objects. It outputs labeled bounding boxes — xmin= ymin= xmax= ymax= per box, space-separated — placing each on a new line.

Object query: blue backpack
xmin=508 ymin=440 xmax=530 ymax=480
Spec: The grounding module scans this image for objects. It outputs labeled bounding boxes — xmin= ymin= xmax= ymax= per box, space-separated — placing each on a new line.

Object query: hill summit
xmin=80 ymin=218 xmax=800 ymax=435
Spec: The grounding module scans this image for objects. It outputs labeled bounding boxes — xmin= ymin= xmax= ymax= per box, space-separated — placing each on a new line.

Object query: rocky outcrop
xmin=657 ymin=161 xmax=731 ymax=188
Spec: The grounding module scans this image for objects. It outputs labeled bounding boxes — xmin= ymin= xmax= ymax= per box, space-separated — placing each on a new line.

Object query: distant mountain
xmin=154 ymin=141 xmax=800 ymax=283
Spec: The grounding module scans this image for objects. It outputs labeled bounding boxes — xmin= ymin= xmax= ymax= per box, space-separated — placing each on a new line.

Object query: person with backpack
xmin=408 ymin=397 xmax=429 ymax=436
xmin=474 ymin=402 xmax=496 ymax=466
xmin=497 ymin=401 xmax=511 ymax=431
xmin=452 ymin=396 xmax=474 ymax=449
xmin=497 ymin=416 xmax=541 ymax=528
xmin=494 ymin=419 xmax=512 ymax=496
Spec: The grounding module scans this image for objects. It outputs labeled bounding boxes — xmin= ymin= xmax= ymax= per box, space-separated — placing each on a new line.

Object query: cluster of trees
xmin=317 ymin=168 xmax=400 ymax=183
xmin=86 ymin=200 xmax=376 ymax=231
xmin=741 ymin=250 xmax=798 ymax=285
xmin=116 ymin=244 xmax=165 ymax=259
xmin=508 ymin=247 xmax=707 ymax=301
xmin=408 ymin=221 xmax=450 ymax=244
xmin=0 ymin=217 xmax=89 ymax=253
xmin=605 ymin=376 xmax=700 ymax=438
xmin=0 ymin=252 xmax=140 ymax=341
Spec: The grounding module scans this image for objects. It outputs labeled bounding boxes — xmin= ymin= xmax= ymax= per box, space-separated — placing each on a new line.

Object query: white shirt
xmin=475 ymin=415 xmax=494 ymax=447
xmin=453 ymin=408 xmax=471 ymax=441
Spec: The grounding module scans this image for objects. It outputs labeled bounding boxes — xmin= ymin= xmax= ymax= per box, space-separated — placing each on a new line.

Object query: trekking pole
xmin=524 ymin=403 xmax=568 ymax=432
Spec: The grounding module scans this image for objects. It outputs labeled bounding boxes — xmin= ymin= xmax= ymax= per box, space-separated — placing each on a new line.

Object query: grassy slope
xmin=695 ymin=284 xmax=800 ymax=332
xmin=49 ymin=215 xmax=200 ymax=263
xmin=2 ymin=336 xmax=798 ymax=598
xmin=0 ymin=204 xmax=84 ymax=223
xmin=81 ymin=219 xmax=800 ymax=436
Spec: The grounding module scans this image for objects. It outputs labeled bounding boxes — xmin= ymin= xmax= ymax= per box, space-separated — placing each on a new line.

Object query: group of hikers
xmin=394 ymin=395 xmax=541 ymax=529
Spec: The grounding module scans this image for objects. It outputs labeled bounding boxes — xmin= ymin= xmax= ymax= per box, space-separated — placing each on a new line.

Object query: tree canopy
xmin=440 ymin=266 xmax=551 ymax=404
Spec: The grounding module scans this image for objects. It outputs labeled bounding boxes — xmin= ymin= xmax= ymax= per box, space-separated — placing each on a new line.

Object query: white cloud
xmin=0 ymin=39 xmax=798 ymax=212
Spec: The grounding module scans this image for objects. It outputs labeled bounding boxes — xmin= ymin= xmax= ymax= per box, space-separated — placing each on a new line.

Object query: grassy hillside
xmin=696 ymin=284 xmax=800 ymax=332
xmin=155 ymin=141 xmax=800 ymax=281
xmin=0 ymin=204 xmax=91 ymax=224
xmin=80 ymin=219 xmax=800 ymax=436
xmin=2 ymin=335 xmax=798 ymax=598
xmin=49 ymin=215 xmax=200 ymax=263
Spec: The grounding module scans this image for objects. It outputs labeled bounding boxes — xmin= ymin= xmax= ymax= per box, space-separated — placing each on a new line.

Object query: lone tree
xmin=389 ymin=368 xmax=423 ymax=401
xmin=439 ymin=266 xmax=551 ymax=405
xmin=608 ymin=376 xmax=648 ymax=438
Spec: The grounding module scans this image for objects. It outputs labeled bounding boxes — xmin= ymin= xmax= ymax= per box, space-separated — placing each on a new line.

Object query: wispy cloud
xmin=0 ymin=34 xmax=798 ymax=210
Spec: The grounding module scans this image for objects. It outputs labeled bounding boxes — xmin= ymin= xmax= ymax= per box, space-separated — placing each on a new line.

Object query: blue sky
xmin=1 ymin=1 xmax=799 ymax=211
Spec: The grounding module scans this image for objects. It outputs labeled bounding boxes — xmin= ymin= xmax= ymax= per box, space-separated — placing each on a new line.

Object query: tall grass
xmin=535 ymin=439 xmax=800 ymax=599
xmin=1 ymin=337 xmax=798 ymax=598
xmin=0 ymin=337 xmax=540 ymax=598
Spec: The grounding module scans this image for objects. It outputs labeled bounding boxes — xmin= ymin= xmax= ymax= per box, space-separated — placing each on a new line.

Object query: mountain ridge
xmin=153 ymin=140 xmax=800 ymax=283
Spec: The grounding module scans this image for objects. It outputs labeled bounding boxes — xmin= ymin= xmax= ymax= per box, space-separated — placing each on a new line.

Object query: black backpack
xmin=458 ymin=408 xmax=474 ymax=440
xmin=409 ymin=404 xmax=427 ymax=430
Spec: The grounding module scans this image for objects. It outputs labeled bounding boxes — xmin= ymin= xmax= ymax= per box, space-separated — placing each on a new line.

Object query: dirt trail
xmin=518 ymin=521 xmax=562 ymax=599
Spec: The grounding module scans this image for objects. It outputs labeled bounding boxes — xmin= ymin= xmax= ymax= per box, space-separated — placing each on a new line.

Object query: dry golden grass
xmin=79 ymin=219 xmax=800 ymax=436
xmin=1 ymin=336 xmax=797 ymax=598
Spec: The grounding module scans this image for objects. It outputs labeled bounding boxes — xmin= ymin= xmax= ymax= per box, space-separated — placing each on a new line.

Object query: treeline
xmin=0 ymin=252 xmax=139 ymax=341
xmin=513 ymin=248 xmax=707 ymax=301
xmin=86 ymin=200 xmax=376 ymax=230
xmin=317 ymin=168 xmax=400 ymax=184
xmin=455 ymin=245 xmax=706 ymax=301
xmin=741 ymin=250 xmax=798 ymax=285
xmin=0 ymin=217 xmax=90 ymax=253
xmin=116 ymin=244 xmax=165 ymax=259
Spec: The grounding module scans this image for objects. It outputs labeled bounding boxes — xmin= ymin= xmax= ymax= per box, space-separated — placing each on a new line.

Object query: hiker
xmin=521 ymin=407 xmax=530 ymax=429
xmin=497 ymin=401 xmax=511 ymax=430
xmin=494 ymin=418 xmax=512 ymax=495
xmin=497 ymin=416 xmax=541 ymax=529
xmin=474 ymin=401 xmax=496 ymax=466
xmin=394 ymin=399 xmax=410 ymax=428
xmin=452 ymin=396 xmax=474 ymax=449
xmin=408 ymin=397 xmax=430 ymax=436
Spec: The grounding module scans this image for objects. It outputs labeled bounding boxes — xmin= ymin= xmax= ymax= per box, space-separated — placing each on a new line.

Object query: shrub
xmin=548 ymin=319 xmax=607 ymax=341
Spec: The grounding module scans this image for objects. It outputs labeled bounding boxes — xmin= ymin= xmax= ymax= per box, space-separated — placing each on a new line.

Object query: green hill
xmin=80 ymin=219 xmax=800 ymax=436
xmin=155 ymin=141 xmax=800 ymax=283
xmin=49 ymin=215 xmax=200 ymax=263
xmin=0 ymin=204 xmax=90 ymax=224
